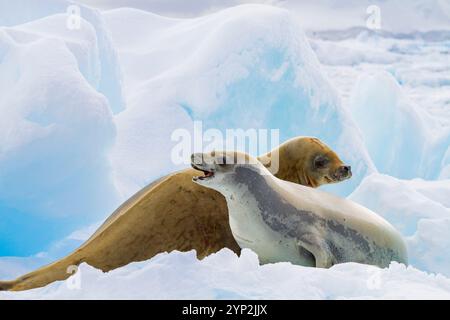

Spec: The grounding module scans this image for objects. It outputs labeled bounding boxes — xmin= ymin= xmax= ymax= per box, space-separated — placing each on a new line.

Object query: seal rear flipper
xmin=0 ymin=256 xmax=81 ymax=291
xmin=0 ymin=280 xmax=15 ymax=291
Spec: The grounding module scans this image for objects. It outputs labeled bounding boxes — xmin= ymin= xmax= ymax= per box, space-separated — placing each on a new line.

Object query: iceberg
xmin=349 ymin=71 xmax=450 ymax=180
xmin=104 ymin=6 xmax=374 ymax=198
xmin=0 ymin=2 xmax=122 ymax=255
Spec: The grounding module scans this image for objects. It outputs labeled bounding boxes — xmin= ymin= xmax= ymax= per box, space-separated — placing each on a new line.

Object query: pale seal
xmin=191 ymin=151 xmax=407 ymax=268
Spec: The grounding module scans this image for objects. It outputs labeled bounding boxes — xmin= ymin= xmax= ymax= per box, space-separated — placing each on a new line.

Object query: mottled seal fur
xmin=192 ymin=151 xmax=407 ymax=268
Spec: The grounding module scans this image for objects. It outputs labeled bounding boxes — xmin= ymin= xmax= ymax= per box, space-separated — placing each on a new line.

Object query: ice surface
xmin=350 ymin=174 xmax=450 ymax=276
xmin=350 ymin=71 xmax=431 ymax=179
xmin=0 ymin=2 xmax=122 ymax=255
xmin=313 ymin=24 xmax=450 ymax=286
xmin=0 ymin=1 xmax=449 ymax=299
xmin=0 ymin=0 xmax=124 ymax=113
xmin=2 ymin=249 xmax=450 ymax=300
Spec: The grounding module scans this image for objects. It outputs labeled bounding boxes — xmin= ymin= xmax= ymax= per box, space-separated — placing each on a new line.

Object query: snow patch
xmin=2 ymin=249 xmax=450 ymax=299
xmin=350 ymin=174 xmax=450 ymax=276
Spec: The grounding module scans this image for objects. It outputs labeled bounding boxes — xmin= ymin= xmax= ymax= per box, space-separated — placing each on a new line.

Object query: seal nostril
xmin=338 ymin=165 xmax=351 ymax=177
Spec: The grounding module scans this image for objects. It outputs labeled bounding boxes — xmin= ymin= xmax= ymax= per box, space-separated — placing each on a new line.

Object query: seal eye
xmin=314 ymin=155 xmax=329 ymax=169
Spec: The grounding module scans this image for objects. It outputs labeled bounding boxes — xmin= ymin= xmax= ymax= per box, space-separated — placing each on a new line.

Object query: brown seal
xmin=0 ymin=137 xmax=351 ymax=291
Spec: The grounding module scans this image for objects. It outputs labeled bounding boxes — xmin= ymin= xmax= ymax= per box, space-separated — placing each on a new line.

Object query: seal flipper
xmin=0 ymin=255 xmax=80 ymax=291
xmin=0 ymin=280 xmax=14 ymax=291
xmin=298 ymin=235 xmax=334 ymax=268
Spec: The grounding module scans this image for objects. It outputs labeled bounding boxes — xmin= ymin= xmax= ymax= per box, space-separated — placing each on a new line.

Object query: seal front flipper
xmin=297 ymin=235 xmax=334 ymax=268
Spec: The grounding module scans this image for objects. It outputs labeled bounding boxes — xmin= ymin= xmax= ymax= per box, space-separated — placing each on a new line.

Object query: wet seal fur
xmin=192 ymin=151 xmax=408 ymax=268
xmin=0 ymin=137 xmax=351 ymax=291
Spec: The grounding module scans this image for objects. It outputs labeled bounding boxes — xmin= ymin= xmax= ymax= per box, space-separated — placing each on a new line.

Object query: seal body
xmin=0 ymin=137 xmax=351 ymax=291
xmin=192 ymin=152 xmax=408 ymax=268
xmin=0 ymin=169 xmax=235 ymax=291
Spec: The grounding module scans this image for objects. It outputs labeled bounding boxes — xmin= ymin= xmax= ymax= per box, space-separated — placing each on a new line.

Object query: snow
xmin=2 ymin=249 xmax=450 ymax=300
xmin=350 ymin=174 xmax=450 ymax=277
xmin=0 ymin=0 xmax=449 ymax=299
xmin=0 ymin=0 xmax=125 ymax=113
xmin=0 ymin=6 xmax=122 ymax=255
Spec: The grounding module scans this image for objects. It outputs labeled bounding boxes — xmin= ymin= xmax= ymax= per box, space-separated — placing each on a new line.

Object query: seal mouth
xmin=191 ymin=164 xmax=215 ymax=181
xmin=331 ymin=166 xmax=352 ymax=182
xmin=330 ymin=174 xmax=351 ymax=182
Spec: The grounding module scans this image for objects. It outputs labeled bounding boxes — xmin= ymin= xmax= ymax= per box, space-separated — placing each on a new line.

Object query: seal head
xmin=257 ymin=137 xmax=352 ymax=187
